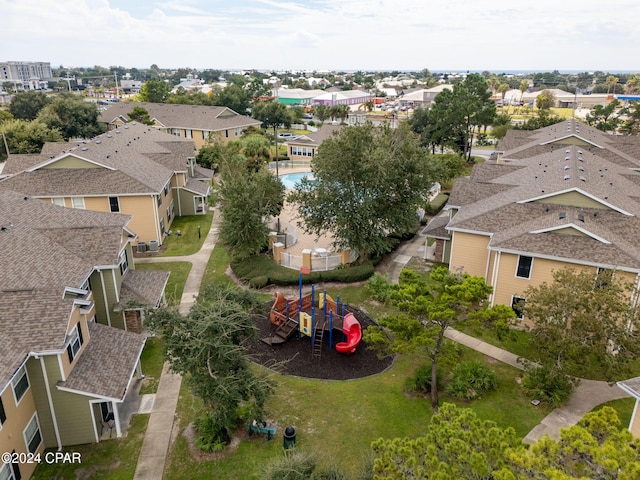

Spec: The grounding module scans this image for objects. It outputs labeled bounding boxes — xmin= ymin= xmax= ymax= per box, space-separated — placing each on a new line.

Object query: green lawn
xmin=161 ymin=212 xmax=214 ymax=257
xmin=164 ymin=346 xmax=550 ymax=479
xmin=139 ymin=336 xmax=165 ymax=395
xmin=33 ymin=414 xmax=150 ymax=479
xmin=135 ymin=261 xmax=192 ymax=306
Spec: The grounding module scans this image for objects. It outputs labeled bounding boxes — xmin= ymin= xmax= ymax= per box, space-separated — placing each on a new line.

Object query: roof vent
xmin=564 ymin=175 xmax=570 ymax=180
xmin=577 ymin=214 xmax=584 ymax=222
xmin=559 ymin=212 xmax=566 ymax=219
xmin=580 ymin=176 xmax=586 ymax=182
xmin=565 ymin=149 xmax=570 ymax=154
xmin=564 ymin=165 xmax=570 ymax=170
xmin=564 ymin=156 xmax=570 ymax=161
xmin=95 ymin=140 xmax=101 ymax=144
xmin=578 ymin=150 xmax=583 ymax=154
xmin=0 ymin=226 xmax=8 ymax=232
xmin=81 ymin=147 xmax=88 ymax=151
xmin=107 ymin=134 xmax=112 ymax=138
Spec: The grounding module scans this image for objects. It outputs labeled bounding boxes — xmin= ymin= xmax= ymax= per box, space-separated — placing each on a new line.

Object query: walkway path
xmin=133 ymin=212 xmax=219 ymax=480
xmin=132 ymin=215 xmax=630 ymax=478
xmin=383 ymin=233 xmax=631 ymax=444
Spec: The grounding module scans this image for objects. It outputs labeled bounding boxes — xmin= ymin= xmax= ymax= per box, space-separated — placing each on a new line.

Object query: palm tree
xmin=519 ymin=80 xmax=529 ymax=106
xmin=606 ymin=75 xmax=620 ymax=95
xmin=625 ymin=74 xmax=640 ymax=95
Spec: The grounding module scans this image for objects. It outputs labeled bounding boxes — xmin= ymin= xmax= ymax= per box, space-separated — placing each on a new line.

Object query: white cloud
xmin=2 ymin=0 xmax=639 ymax=71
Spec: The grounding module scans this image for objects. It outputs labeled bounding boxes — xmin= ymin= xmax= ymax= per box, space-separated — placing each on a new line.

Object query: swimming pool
xmin=279 ymin=171 xmax=314 ymax=189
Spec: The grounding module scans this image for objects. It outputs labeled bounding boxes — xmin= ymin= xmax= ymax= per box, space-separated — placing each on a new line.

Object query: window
xmin=202 ymin=131 xmax=207 ymax=140
xmin=67 ymin=323 xmax=84 ymax=363
xmin=596 ymin=267 xmax=613 ymax=289
xmin=185 ymin=129 xmax=192 ymax=139
xmin=0 ymin=461 xmax=18 ymax=480
xmin=170 ymin=199 xmax=175 ymax=218
xmin=172 ymin=128 xmax=180 ymax=137
xmin=71 ymin=197 xmax=85 ymax=209
xmin=516 ymin=255 xmax=533 ymax=279
xmin=0 ymin=396 xmax=6 ymax=427
xmin=51 ymin=197 xmax=65 ymax=207
xmin=156 ymin=194 xmax=161 ymax=207
xmin=23 ymin=414 xmax=42 ymax=454
xmin=11 ymin=365 xmax=29 ymax=404
xmin=108 ymin=196 xmax=120 ymax=212
xmin=119 ymin=251 xmax=128 ymax=276
xmin=234 ymin=127 xmax=241 ymax=136
xmin=166 ymin=206 xmax=171 ymax=222
xmin=511 ymin=296 xmax=526 ymax=320
xmin=160 ymin=218 xmax=165 ymax=236
xmin=225 ymin=129 xmax=229 ymax=138
xmin=163 ymin=183 xmax=169 ymax=197
xmin=291 ymin=146 xmax=314 ymax=157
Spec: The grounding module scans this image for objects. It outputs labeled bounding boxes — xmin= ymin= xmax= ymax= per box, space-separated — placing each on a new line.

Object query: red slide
xmin=336 ymin=313 xmax=362 ymax=354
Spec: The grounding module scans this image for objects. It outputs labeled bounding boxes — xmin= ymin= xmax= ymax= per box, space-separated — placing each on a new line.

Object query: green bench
xmin=247 ymin=420 xmax=277 ymax=440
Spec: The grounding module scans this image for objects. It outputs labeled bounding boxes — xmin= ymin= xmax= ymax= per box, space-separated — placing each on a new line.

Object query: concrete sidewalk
xmin=133 ymin=211 xmax=219 ymax=480
xmin=383 ymin=233 xmax=631 ymax=444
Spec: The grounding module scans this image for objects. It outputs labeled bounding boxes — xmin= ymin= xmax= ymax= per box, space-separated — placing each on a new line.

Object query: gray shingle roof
xmin=446 ymin=119 xmax=640 ymax=271
xmin=57 ymin=322 xmax=146 ymax=400
xmin=99 ymin=102 xmax=262 ymax=132
xmin=184 ymin=177 xmax=211 ymax=196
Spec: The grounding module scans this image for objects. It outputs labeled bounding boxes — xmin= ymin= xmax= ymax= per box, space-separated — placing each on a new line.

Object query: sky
xmin=3 ymin=0 xmax=640 ymax=73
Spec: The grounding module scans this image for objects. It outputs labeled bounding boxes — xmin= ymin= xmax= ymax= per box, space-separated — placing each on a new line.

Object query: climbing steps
xmin=312 ymin=321 xmax=326 ymax=358
xmin=261 ymin=317 xmax=298 ymax=345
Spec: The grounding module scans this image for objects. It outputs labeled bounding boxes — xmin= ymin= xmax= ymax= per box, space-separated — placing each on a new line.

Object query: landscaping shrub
xmin=405 ymin=363 xmax=443 ymax=395
xmin=230 ymin=254 xmax=375 ymax=287
xmin=521 ymin=364 xmax=578 ymax=408
xmin=445 ymin=361 xmax=498 ymax=400
xmin=248 ymin=275 xmax=269 ymax=289
xmin=366 ymin=272 xmax=393 ymax=303
xmin=425 ymin=193 xmax=449 ymax=214
xmin=261 ymin=450 xmax=347 ymax=480
xmin=194 ymin=413 xmax=230 ymax=453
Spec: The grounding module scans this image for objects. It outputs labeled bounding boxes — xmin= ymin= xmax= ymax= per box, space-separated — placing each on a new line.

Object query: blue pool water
xmin=279 ymin=171 xmax=314 ymax=189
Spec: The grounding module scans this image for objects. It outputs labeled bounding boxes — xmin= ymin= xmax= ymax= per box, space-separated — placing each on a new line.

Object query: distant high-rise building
xmin=0 ymin=61 xmax=52 ymax=90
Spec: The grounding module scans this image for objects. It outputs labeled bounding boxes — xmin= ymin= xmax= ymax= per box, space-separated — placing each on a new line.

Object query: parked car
xmin=277 ymin=133 xmax=298 ymax=140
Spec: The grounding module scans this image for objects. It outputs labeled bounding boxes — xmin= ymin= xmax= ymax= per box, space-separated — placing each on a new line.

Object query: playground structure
xmin=264 ymin=280 xmax=362 ymax=358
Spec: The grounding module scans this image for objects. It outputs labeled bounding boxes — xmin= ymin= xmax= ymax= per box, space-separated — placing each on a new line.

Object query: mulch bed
xmin=245 ymin=301 xmax=394 ymax=380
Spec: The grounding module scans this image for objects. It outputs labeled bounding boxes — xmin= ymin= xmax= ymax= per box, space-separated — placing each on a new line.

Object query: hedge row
xmin=231 ymin=254 xmax=375 ymax=289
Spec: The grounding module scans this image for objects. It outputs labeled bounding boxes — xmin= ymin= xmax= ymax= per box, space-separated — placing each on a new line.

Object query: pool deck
xmin=271 ymin=163 xmax=337 ymax=258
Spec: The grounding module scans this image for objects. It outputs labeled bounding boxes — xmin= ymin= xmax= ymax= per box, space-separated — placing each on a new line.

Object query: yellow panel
xmin=450 ymin=231 xmax=490 ymax=279
xmin=536 ymin=191 xmax=608 ymax=209
xmin=119 ymin=195 xmax=161 ymax=245
xmin=41 ymin=155 xmax=102 ymax=169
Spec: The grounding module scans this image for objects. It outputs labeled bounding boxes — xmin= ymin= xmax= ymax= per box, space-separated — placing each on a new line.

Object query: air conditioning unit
xmin=148 ymin=240 xmax=159 ymax=251
xmin=137 ymin=242 xmax=147 ymax=253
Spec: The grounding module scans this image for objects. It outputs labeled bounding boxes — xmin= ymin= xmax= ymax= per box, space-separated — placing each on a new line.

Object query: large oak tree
xmin=288 ymin=122 xmax=436 ymax=261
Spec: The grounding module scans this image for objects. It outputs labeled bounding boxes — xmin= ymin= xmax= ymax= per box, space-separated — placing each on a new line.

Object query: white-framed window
xmin=290 ymin=146 xmax=314 ymax=157
xmin=166 ymin=206 xmax=171 ymax=222
xmin=515 ymin=255 xmax=533 ymax=279
xmin=160 ymin=218 xmax=165 ymax=236
xmin=170 ymin=199 xmax=175 ymax=218
xmin=163 ymin=183 xmax=169 ymax=197
xmin=185 ymin=129 xmax=192 ymax=139
xmin=511 ymin=296 xmax=526 ymax=320
xmin=596 ymin=267 xmax=613 ymax=289
xmin=0 ymin=396 xmax=6 ymax=429
xmin=71 ymin=197 xmax=85 ymax=209
xmin=12 ymin=365 xmax=29 ymax=405
xmin=172 ymin=128 xmax=180 ymax=137
xmin=108 ymin=196 xmax=120 ymax=212
xmin=67 ymin=323 xmax=84 ymax=363
xmin=119 ymin=251 xmax=128 ymax=276
xmin=23 ymin=413 xmax=42 ymax=454
xmin=0 ymin=461 xmax=17 ymax=480
xmin=51 ymin=197 xmax=65 ymax=207
xmin=156 ymin=194 xmax=162 ymax=207
xmin=234 ymin=127 xmax=241 ymax=136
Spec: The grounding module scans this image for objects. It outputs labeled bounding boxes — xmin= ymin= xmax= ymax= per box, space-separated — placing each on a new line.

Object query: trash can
xmin=283 ymin=426 xmax=296 ymax=449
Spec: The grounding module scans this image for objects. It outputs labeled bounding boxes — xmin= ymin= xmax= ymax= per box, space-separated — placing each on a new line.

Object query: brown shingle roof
xmin=57 ymin=322 xmax=146 ymax=400
xmin=1 ymin=123 xmax=195 ymax=195
xmin=116 ymin=270 xmax=170 ymax=310
xmin=446 ymin=119 xmax=640 ymax=272
xmin=0 ymin=190 xmax=132 ymax=392
xmin=99 ymin=102 xmax=261 ymax=132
